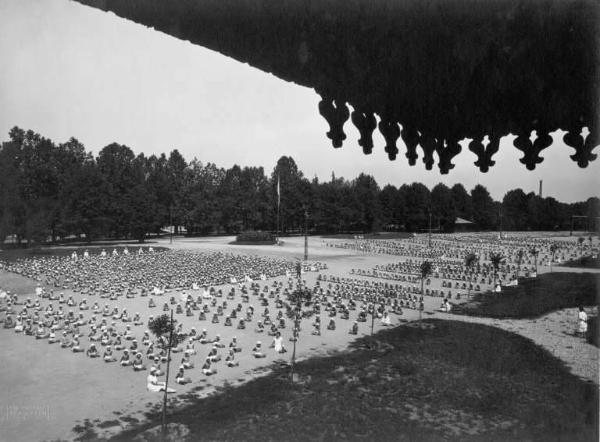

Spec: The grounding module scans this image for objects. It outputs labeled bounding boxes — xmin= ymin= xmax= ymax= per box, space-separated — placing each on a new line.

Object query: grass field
xmin=561 ymin=256 xmax=600 ymax=270
xmin=453 ymin=273 xmax=599 ymax=319
xmin=587 ymin=317 xmax=598 ymax=347
xmin=105 ymin=319 xmax=598 ymax=442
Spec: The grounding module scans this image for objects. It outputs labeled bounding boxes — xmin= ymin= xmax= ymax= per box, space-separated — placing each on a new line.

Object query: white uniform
xmin=578 ymin=310 xmax=588 ymax=334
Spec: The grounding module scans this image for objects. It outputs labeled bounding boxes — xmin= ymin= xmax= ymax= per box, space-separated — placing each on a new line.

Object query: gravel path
xmin=431 ymin=307 xmax=599 ymax=384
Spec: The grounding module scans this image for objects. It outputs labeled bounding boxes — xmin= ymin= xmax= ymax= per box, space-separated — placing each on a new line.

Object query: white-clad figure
xmin=71 ymin=251 xmax=78 ymax=261
xmin=123 ymin=247 xmax=129 ymax=256
xmin=578 ymin=307 xmax=588 ymax=335
xmin=112 ymin=248 xmax=118 ymax=256
xmin=381 ymin=311 xmax=392 ymax=325
xmin=35 ymin=284 xmax=43 ymax=297
xmin=147 ymin=367 xmax=175 ymax=393
xmin=272 ymin=332 xmax=286 ymax=353
xmin=149 ymin=247 xmax=154 ymax=253
xmin=100 ymin=249 xmax=107 ymax=258
xmin=138 ymin=248 xmax=144 ymax=255
xmin=83 ymin=249 xmax=89 ymax=259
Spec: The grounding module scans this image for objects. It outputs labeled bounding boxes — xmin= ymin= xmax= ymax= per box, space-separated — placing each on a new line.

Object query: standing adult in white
xmin=577 ymin=306 xmax=588 ymax=336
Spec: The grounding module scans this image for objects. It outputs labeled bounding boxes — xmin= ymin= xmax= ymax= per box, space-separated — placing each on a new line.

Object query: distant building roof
xmin=455 ymin=217 xmax=474 ymax=224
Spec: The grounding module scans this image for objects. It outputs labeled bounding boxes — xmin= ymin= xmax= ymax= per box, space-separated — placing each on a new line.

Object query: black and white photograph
xmin=0 ymin=0 xmax=598 ymax=441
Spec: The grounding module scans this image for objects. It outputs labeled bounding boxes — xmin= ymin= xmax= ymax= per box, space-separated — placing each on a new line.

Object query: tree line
xmin=0 ymin=127 xmax=598 ymax=245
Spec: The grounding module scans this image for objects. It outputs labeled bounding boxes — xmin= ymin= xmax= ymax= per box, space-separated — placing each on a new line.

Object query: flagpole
xmin=276 ymin=174 xmax=281 ymax=241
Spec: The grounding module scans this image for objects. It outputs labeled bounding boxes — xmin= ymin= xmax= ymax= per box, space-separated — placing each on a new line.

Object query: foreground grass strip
xmin=453 ymin=272 xmax=599 ymax=319
xmin=110 ymin=320 xmax=598 ymax=442
xmin=561 ymin=256 xmax=600 ymax=270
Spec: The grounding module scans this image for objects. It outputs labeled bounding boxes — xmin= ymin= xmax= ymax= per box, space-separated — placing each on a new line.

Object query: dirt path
xmin=431 ymin=308 xmax=599 ymax=384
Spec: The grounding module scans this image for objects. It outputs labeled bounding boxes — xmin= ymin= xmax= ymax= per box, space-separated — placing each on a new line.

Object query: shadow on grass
xmin=452 ymin=272 xmax=599 ymax=319
xmin=109 ymin=320 xmax=598 ymax=442
xmin=561 ymin=256 xmax=600 ymax=270
xmin=587 ymin=316 xmax=598 ymax=347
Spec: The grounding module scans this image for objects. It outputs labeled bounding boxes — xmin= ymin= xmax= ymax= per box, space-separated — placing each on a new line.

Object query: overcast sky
xmin=0 ymin=0 xmax=598 ymax=202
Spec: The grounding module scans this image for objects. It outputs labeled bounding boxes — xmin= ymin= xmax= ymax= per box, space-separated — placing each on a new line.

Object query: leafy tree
xmin=502 ymin=189 xmax=528 ymax=230
xmin=403 ymin=183 xmax=430 ymax=232
xmin=148 ymin=313 xmax=186 ymax=435
xmin=271 ymin=156 xmax=306 ymax=233
xmin=578 ymin=237 xmax=585 ymax=256
xmin=352 ymin=173 xmax=381 ymax=232
xmin=464 ymin=252 xmax=478 ymax=297
xmin=516 ymin=249 xmax=525 ymax=278
xmin=166 ymin=150 xmax=188 ymax=234
xmin=451 ymin=183 xmax=473 ymax=221
xmin=471 ymin=184 xmax=496 ymax=230
xmin=286 ymin=285 xmax=313 ymax=382
xmin=530 ymin=247 xmax=540 ymax=274
xmin=549 ymin=243 xmax=559 ymax=272
xmin=489 ymin=252 xmax=505 ymax=289
xmin=419 ymin=261 xmax=432 ymax=324
xmin=431 ymin=183 xmax=456 ymax=232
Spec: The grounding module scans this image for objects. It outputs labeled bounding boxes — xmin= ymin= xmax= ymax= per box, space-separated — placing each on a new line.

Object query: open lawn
xmin=453 ymin=273 xmax=599 ymax=319
xmin=587 ymin=316 xmax=598 ymax=347
xmin=561 ymin=256 xmax=600 ymax=270
xmin=108 ymin=319 xmax=598 ymax=442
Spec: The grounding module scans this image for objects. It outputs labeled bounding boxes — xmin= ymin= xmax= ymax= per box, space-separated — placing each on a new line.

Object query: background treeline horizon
xmin=0 ymin=127 xmax=598 ymax=245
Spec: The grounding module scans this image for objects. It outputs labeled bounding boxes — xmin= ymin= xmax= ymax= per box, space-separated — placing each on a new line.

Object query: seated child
xmin=225 ymin=349 xmax=239 ymax=367
xmin=201 ymin=358 xmax=217 ymax=376
xmin=181 ymin=354 xmax=194 ymax=369
xmin=86 ymin=343 xmax=100 ymax=358
xmin=175 ymin=367 xmax=192 ymax=384
xmin=103 ymin=346 xmax=117 ymax=362
xmin=229 ymin=337 xmax=242 ymax=353
xmin=133 ymin=353 xmax=146 ymax=371
xmin=252 ymin=341 xmax=266 ymax=358
xmin=120 ymin=349 xmax=133 ymax=366
xmin=71 ymin=337 xmax=84 ymax=352
xmin=208 ymin=346 xmax=221 ymax=362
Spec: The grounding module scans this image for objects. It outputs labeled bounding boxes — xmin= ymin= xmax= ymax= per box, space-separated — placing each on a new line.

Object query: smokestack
xmin=539 ymin=180 xmax=543 ymax=198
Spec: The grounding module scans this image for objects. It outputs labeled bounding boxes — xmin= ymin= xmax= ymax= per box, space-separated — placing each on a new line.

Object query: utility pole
xmin=162 ymin=309 xmax=174 ymax=437
xmin=428 ymin=210 xmax=432 ymax=248
xmin=304 ymin=208 xmax=309 ymax=261
xmin=570 ymin=215 xmax=573 ymax=236
xmin=169 ymin=205 xmax=173 ymax=245
xmin=499 ymin=207 xmax=503 ymax=239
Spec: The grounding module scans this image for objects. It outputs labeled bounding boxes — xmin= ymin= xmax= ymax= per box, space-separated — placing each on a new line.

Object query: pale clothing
xmin=147 ymin=374 xmax=161 ymax=392
xmin=273 ymin=336 xmax=284 ymax=352
xmin=578 ymin=311 xmax=588 ymax=334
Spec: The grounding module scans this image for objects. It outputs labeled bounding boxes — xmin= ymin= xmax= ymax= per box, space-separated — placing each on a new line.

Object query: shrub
xmin=235 ymin=231 xmax=275 ymax=243
xmin=587 ymin=316 xmax=598 ymax=347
